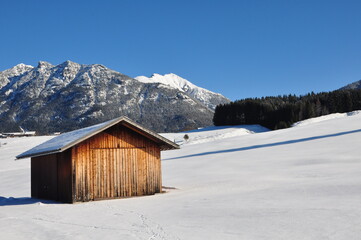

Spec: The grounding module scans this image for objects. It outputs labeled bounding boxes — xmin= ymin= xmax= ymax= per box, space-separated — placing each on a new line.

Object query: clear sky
xmin=1 ymin=0 xmax=361 ymax=101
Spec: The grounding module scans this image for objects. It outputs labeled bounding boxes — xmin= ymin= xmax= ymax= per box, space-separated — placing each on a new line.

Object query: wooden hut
xmin=16 ymin=117 xmax=179 ymax=203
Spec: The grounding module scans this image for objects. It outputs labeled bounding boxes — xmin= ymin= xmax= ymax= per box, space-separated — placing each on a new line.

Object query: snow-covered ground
xmin=1 ymin=112 xmax=361 ymax=239
xmin=161 ymin=124 xmax=269 ymax=145
xmin=292 ymin=110 xmax=361 ymax=127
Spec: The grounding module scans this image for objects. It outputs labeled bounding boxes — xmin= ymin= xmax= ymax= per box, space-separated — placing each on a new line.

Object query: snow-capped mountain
xmin=0 ymin=61 xmax=229 ymax=134
xmin=0 ymin=63 xmax=33 ymax=89
xmin=136 ymin=73 xmax=230 ymax=110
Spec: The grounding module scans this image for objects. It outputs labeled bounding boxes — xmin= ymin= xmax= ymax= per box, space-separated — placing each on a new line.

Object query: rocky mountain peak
xmin=37 ymin=61 xmax=53 ymax=69
xmin=1 ymin=63 xmax=33 ymax=76
xmin=339 ymin=80 xmax=361 ymax=90
xmin=135 ymin=73 xmax=230 ymax=110
xmin=13 ymin=63 xmax=34 ymax=71
xmin=58 ymin=60 xmax=80 ymax=68
xmin=0 ymin=63 xmax=34 ymax=89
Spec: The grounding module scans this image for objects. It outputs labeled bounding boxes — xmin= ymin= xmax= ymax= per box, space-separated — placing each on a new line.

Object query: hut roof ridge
xmin=16 ymin=116 xmax=179 ymax=159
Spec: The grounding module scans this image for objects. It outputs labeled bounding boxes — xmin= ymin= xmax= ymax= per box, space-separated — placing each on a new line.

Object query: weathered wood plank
xmin=72 ymin=124 xmax=162 ymax=201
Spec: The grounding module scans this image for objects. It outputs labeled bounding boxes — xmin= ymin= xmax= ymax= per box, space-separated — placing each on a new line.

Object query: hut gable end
xmin=72 ymin=124 xmax=162 ymax=202
xmin=87 ymin=125 xmax=151 ymax=149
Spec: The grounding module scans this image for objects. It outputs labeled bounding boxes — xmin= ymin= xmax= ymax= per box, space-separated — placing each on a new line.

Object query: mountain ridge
xmin=135 ymin=73 xmax=229 ymax=110
xmin=339 ymin=79 xmax=361 ymax=90
xmin=0 ymin=61 xmax=230 ymax=134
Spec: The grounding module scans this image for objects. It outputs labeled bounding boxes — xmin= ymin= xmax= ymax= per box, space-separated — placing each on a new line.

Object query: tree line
xmin=213 ymin=89 xmax=361 ymax=130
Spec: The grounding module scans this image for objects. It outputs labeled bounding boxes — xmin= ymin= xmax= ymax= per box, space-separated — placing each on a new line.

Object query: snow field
xmin=1 ymin=112 xmax=361 ymax=239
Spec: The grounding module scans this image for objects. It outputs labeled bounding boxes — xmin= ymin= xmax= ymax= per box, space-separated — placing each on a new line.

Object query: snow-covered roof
xmin=16 ymin=116 xmax=179 ymax=159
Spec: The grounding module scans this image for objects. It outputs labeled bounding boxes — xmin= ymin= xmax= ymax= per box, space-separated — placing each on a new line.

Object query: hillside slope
xmin=339 ymin=79 xmax=361 ymax=90
xmin=1 ymin=112 xmax=361 ymax=239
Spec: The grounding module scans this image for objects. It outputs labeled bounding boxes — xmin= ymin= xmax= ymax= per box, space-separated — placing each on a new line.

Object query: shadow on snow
xmin=0 ymin=196 xmax=59 ymax=206
xmin=164 ymin=128 xmax=361 ymax=160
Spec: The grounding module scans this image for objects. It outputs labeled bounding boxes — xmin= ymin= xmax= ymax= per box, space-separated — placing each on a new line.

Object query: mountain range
xmin=0 ymin=61 xmax=230 ymax=134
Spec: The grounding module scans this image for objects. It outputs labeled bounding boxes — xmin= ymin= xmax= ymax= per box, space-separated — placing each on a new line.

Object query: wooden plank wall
xmin=72 ymin=124 xmax=161 ymax=202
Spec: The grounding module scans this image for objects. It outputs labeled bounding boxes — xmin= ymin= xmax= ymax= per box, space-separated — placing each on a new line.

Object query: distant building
xmin=2 ymin=131 xmax=36 ymax=138
xmin=16 ymin=117 xmax=179 ymax=203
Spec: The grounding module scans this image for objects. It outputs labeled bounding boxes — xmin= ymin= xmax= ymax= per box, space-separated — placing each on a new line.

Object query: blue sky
xmin=1 ymin=0 xmax=361 ymax=100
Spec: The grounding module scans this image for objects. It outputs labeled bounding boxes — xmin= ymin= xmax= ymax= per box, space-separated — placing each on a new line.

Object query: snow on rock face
xmin=136 ymin=73 xmax=197 ymax=92
xmin=339 ymin=79 xmax=361 ymax=90
xmin=135 ymin=73 xmax=230 ymax=110
xmin=0 ymin=61 xmax=217 ymax=134
xmin=0 ymin=63 xmax=34 ymax=89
